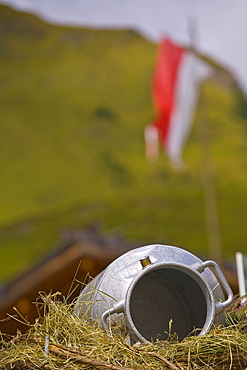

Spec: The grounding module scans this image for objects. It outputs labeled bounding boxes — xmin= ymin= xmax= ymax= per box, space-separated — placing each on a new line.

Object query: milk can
xmin=74 ymin=244 xmax=233 ymax=343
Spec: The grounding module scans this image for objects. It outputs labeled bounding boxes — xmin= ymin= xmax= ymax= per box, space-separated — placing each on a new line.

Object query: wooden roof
xmin=0 ymin=228 xmax=238 ymax=336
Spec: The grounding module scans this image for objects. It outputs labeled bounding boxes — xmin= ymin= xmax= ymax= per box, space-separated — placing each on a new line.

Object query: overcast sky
xmin=1 ymin=0 xmax=247 ymax=92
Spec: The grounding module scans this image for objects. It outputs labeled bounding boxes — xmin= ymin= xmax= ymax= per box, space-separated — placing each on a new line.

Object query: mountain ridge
xmin=1 ymin=4 xmax=247 ymax=282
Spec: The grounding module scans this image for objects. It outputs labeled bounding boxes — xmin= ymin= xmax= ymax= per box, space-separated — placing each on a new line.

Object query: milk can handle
xmin=197 ymin=260 xmax=234 ymax=315
xmin=101 ymin=300 xmax=125 ymax=331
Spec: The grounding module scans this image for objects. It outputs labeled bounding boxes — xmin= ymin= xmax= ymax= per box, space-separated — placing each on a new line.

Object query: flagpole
xmin=188 ymin=17 xmax=222 ymax=264
xmin=198 ymin=95 xmax=222 ymax=264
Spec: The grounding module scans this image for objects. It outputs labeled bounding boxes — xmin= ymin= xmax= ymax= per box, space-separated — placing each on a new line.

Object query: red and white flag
xmin=145 ymin=37 xmax=212 ymax=167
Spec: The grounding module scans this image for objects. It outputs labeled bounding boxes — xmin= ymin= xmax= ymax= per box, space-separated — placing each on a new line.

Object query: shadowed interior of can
xmin=129 ymin=267 xmax=208 ymax=342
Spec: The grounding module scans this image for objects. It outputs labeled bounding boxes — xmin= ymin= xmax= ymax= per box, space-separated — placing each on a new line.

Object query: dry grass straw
xmin=1 ymin=291 xmax=247 ymax=370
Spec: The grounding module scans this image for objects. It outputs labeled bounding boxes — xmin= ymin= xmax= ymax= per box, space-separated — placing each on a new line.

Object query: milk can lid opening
xmin=125 ymin=263 xmax=215 ymax=343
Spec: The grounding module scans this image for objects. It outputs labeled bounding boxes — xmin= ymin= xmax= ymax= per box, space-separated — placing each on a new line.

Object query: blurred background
xmin=1 ymin=0 xmax=247 ymax=334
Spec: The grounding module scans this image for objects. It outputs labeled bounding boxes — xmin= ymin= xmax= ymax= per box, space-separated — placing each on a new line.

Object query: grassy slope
xmin=0 ymin=5 xmax=247 ymax=282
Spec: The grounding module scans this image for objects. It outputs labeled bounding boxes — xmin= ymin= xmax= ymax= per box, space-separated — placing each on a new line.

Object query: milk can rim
xmin=124 ymin=261 xmax=216 ymax=343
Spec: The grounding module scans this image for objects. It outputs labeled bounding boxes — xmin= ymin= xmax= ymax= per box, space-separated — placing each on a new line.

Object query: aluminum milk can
xmin=74 ymin=244 xmax=233 ymax=343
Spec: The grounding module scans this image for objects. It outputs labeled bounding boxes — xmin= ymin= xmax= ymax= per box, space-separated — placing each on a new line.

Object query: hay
xmin=1 ymin=292 xmax=247 ymax=370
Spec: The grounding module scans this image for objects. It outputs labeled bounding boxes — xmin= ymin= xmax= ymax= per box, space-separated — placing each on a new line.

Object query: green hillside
xmin=1 ymin=5 xmax=247 ymax=283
